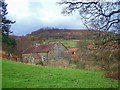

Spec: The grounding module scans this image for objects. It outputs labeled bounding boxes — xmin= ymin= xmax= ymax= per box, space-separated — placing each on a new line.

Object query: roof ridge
xmin=22 ymin=42 xmax=57 ymax=54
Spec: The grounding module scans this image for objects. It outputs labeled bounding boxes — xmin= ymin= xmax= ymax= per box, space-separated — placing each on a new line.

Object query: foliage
xmin=15 ymin=36 xmax=32 ymax=53
xmin=76 ymin=39 xmax=119 ymax=72
xmin=77 ymin=40 xmax=91 ymax=50
xmin=2 ymin=35 xmax=16 ymax=53
xmin=2 ymin=59 xmax=118 ymax=88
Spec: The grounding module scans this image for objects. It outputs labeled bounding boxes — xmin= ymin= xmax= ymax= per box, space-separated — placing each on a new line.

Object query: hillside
xmin=2 ymin=59 xmax=118 ymax=88
xmin=26 ymin=29 xmax=96 ymax=40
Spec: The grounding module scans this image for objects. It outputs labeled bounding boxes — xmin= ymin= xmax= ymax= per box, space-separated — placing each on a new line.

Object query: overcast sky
xmin=5 ymin=0 xmax=86 ymax=36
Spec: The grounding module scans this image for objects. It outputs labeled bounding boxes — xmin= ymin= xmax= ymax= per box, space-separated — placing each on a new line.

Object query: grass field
xmin=2 ymin=59 xmax=118 ymax=88
xmin=0 ymin=59 xmax=2 ymax=89
xmin=41 ymin=39 xmax=78 ymax=47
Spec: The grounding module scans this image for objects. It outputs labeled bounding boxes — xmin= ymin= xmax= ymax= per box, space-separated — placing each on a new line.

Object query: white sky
xmin=6 ymin=0 xmax=86 ymax=36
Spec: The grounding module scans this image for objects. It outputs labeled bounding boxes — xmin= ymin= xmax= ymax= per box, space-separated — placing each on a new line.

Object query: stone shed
xmin=22 ymin=42 xmax=71 ymax=67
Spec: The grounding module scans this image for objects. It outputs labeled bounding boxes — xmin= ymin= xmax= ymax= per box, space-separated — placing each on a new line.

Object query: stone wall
xmin=48 ymin=43 xmax=71 ymax=61
xmin=22 ymin=53 xmax=41 ymax=65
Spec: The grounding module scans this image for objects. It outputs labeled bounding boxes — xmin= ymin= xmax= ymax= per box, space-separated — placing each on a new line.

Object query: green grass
xmin=41 ymin=39 xmax=78 ymax=47
xmin=2 ymin=59 xmax=118 ymax=88
xmin=0 ymin=59 xmax=2 ymax=89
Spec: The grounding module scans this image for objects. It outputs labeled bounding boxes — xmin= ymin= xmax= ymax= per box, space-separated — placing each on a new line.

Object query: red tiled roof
xmin=22 ymin=43 xmax=55 ymax=54
xmin=68 ymin=48 xmax=79 ymax=52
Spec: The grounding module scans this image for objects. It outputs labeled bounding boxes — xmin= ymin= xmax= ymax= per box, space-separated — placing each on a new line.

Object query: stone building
xmin=22 ymin=42 xmax=71 ymax=67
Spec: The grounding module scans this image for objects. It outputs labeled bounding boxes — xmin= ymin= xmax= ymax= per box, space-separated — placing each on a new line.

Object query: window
xmin=42 ymin=56 xmax=46 ymax=61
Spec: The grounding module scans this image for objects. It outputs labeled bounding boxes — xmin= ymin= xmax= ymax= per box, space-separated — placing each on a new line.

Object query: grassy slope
xmin=41 ymin=39 xmax=78 ymax=48
xmin=2 ymin=59 xmax=118 ymax=88
xmin=0 ymin=59 xmax=2 ymax=89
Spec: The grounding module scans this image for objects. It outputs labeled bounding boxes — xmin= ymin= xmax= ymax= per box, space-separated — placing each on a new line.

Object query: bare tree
xmin=58 ymin=0 xmax=120 ymax=31
xmin=58 ymin=0 xmax=120 ymax=72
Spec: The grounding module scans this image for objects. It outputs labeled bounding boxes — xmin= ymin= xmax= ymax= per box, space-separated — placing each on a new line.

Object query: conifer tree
xmin=1 ymin=0 xmax=15 ymax=35
xmin=0 ymin=0 xmax=16 ymax=53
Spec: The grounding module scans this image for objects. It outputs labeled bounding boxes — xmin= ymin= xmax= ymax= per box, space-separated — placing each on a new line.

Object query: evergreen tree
xmin=0 ymin=0 xmax=16 ymax=53
xmin=1 ymin=0 xmax=15 ymax=35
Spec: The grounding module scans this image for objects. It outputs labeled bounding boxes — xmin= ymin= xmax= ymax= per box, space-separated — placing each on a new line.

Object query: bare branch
xmin=59 ymin=0 xmax=120 ymax=33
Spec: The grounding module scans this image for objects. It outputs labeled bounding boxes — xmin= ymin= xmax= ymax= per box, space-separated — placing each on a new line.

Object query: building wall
xmin=22 ymin=54 xmax=29 ymax=63
xmin=48 ymin=43 xmax=71 ymax=61
xmin=38 ymin=53 xmax=48 ymax=65
xmin=22 ymin=53 xmax=42 ymax=65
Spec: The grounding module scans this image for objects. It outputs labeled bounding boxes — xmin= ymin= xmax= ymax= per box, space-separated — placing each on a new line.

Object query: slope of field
xmin=41 ymin=39 xmax=78 ymax=47
xmin=2 ymin=59 xmax=118 ymax=88
xmin=0 ymin=59 xmax=2 ymax=89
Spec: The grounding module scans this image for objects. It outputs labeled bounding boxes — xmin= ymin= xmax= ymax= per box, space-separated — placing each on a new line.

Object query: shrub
xmin=104 ymin=71 xmax=120 ymax=80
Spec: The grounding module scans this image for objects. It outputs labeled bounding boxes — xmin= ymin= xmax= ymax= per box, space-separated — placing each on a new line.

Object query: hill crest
xmin=26 ymin=29 xmax=96 ymax=40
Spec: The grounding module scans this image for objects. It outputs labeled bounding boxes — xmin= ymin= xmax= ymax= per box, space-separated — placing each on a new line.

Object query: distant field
xmin=41 ymin=39 xmax=78 ymax=47
xmin=2 ymin=59 xmax=118 ymax=88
